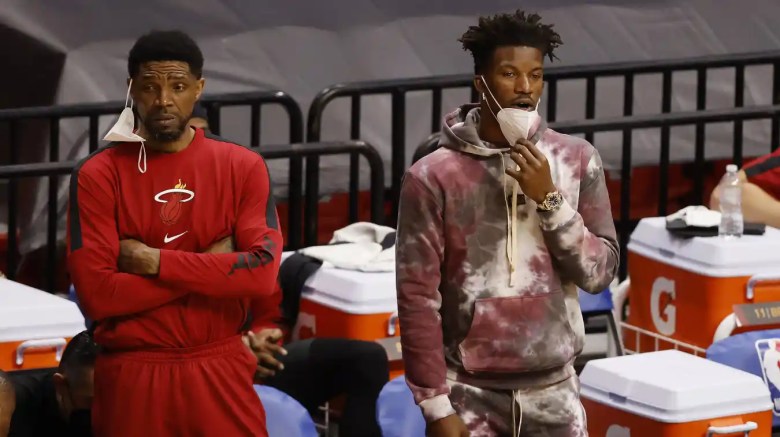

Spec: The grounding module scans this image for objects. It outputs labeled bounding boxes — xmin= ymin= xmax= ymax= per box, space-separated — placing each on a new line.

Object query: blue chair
xmin=376 ymin=376 xmax=426 ymax=437
xmin=707 ymin=330 xmax=780 ymax=428
xmin=579 ymin=288 xmax=623 ymax=355
xmin=254 ymin=385 xmax=319 ymax=437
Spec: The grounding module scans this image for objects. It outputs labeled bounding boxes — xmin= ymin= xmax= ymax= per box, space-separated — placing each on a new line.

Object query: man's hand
xmin=427 ymin=414 xmax=469 ymax=437
xmin=243 ymin=328 xmax=288 ymax=380
xmin=118 ymin=239 xmax=160 ymax=275
xmin=203 ymin=236 xmax=234 ymax=254
xmin=505 ymin=139 xmax=557 ymax=204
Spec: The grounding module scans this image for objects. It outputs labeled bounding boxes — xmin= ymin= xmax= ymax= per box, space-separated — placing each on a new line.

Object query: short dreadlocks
xmin=459 ymin=10 xmax=563 ymax=74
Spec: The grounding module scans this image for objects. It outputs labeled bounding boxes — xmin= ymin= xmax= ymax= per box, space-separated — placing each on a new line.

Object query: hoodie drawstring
xmin=500 ymin=154 xmax=519 ymax=287
xmin=512 ymin=389 xmax=523 ymax=437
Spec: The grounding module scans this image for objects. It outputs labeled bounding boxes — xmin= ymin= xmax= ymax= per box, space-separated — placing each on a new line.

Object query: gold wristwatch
xmin=536 ymin=191 xmax=563 ymax=212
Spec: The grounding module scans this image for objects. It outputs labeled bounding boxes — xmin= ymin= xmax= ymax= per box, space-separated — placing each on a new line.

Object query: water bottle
xmin=718 ymin=164 xmax=743 ymax=239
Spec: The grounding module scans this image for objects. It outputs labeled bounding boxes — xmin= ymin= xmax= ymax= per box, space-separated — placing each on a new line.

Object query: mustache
xmin=145 ymin=109 xmax=178 ymax=118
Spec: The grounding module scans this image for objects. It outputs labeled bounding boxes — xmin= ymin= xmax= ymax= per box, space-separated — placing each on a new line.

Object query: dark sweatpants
xmin=264 ymin=338 xmax=389 ymax=437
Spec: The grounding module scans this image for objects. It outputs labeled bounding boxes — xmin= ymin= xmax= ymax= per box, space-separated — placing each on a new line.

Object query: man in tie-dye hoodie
xmin=396 ymin=10 xmax=619 ymax=437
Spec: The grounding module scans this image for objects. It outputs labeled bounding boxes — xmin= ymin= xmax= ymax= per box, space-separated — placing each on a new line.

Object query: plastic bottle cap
xmin=726 ymin=164 xmax=738 ymax=172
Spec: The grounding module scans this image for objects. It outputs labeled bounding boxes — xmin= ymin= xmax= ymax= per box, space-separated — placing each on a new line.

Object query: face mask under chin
xmin=480 ymin=75 xmax=541 ymax=145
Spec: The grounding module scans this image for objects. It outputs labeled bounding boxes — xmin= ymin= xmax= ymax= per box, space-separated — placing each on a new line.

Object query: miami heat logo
xmin=154 ymin=179 xmax=195 ymax=226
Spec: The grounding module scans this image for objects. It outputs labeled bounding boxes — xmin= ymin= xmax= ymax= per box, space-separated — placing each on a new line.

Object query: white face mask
xmin=480 ymin=75 xmax=541 ymax=146
xmin=104 ymin=80 xmax=145 ymax=143
xmin=103 ymin=80 xmax=147 ymax=173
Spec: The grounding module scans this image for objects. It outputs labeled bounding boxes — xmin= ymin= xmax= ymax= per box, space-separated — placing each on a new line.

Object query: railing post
xmin=658 ymin=71 xmax=672 ymax=216
xmin=7 ymin=121 xmax=18 ymax=280
xmin=693 ymin=67 xmax=708 ymax=205
xmin=390 ymin=90 xmax=406 ymax=224
xmin=47 ymin=118 xmax=60 ymax=293
xmin=619 ymin=128 xmax=633 ymax=281
xmin=733 ymin=65 xmax=745 ymax=166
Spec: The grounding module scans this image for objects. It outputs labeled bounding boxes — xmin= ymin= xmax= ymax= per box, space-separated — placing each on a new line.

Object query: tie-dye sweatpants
xmin=447 ymin=375 xmax=588 ymax=437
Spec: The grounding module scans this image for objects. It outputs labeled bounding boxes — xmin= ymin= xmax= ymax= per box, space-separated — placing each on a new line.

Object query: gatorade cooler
xmin=581 ymin=350 xmax=772 ymax=437
xmin=0 ymin=278 xmax=86 ymax=371
xmin=625 ymin=217 xmax=780 ymax=352
xmin=286 ymin=253 xmax=403 ymax=379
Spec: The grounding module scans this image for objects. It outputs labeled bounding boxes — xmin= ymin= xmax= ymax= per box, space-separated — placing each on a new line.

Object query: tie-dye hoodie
xmin=395 ymin=105 xmax=619 ymax=422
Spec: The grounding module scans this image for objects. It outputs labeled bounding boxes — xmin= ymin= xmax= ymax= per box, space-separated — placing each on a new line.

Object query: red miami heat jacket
xmin=66 ymin=128 xmax=283 ymax=350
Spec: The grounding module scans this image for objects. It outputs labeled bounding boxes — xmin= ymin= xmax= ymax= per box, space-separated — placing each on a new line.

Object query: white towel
xmin=666 ymin=205 xmax=722 ymax=228
xmin=298 ymin=222 xmax=396 ymax=272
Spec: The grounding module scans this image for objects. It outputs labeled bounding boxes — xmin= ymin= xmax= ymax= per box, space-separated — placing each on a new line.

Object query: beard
xmin=142 ymin=114 xmax=189 ymax=142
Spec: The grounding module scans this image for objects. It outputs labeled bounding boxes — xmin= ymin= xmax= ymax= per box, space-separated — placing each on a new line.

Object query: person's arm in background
xmin=68 ymin=160 xmax=188 ymax=321
xmin=710 ymin=169 xmax=780 ymax=228
xmin=710 ymin=169 xmax=748 ymax=210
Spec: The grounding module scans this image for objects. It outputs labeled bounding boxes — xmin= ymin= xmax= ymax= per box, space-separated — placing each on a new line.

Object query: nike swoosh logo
xmin=164 ymin=231 xmax=188 ymax=244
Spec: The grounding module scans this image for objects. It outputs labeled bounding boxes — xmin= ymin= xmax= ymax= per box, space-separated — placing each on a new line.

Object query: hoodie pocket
xmin=458 ymin=291 xmax=577 ymax=374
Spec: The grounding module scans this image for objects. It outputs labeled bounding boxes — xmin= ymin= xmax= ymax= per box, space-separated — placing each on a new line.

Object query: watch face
xmin=542 ymin=192 xmax=562 ymax=210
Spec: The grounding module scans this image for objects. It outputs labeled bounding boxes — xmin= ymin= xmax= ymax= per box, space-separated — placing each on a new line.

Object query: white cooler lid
xmin=580 ymin=350 xmax=772 ymax=423
xmin=0 ymin=279 xmax=86 ymax=342
xmin=282 ymin=251 xmax=397 ymax=314
xmin=628 ymin=217 xmax=780 ymax=276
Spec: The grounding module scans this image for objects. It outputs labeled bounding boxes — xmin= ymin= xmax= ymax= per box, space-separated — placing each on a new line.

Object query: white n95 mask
xmin=481 ymin=75 xmax=540 ymax=146
xmin=104 ymin=80 xmax=146 ymax=143
xmin=103 ymin=80 xmax=147 ymax=173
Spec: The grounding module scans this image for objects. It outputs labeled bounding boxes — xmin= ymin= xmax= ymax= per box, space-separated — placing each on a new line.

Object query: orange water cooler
xmin=286 ymin=253 xmax=403 ymax=380
xmin=625 ymin=217 xmax=780 ymax=354
xmin=581 ymin=350 xmax=773 ymax=436
xmin=0 ymin=278 xmax=86 ymax=371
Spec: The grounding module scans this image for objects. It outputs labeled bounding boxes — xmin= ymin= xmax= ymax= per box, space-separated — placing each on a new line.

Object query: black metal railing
xmin=200 ymin=91 xmax=304 ymax=145
xmin=0 ymin=162 xmax=77 ymax=293
xmin=0 ymin=140 xmax=383 ymax=293
xmin=0 ymin=90 xmax=302 ymax=159
xmin=306 ymin=50 xmax=780 ymax=234
xmin=0 ymin=91 xmax=304 ymax=282
xmin=262 ymin=141 xmax=385 ymax=249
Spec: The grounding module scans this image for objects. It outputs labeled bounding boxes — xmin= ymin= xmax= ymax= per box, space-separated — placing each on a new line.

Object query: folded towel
xmin=666 ymin=205 xmax=721 ymax=228
xmin=298 ymin=222 xmax=396 ymax=272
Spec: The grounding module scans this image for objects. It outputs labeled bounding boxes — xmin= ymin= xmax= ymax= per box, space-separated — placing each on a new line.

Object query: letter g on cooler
xmin=651 ymin=277 xmax=676 ymax=336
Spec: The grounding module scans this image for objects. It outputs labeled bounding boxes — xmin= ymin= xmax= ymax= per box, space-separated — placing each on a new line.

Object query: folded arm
xmin=68 ymin=163 xmax=187 ymax=321
xmin=157 ymin=157 xmax=283 ymax=298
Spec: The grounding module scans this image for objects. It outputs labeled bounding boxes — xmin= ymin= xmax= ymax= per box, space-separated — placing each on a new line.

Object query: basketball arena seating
xmin=4 ymin=50 xmax=780 ymax=435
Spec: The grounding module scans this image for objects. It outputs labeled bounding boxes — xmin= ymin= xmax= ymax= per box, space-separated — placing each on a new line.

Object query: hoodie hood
xmin=440 ymin=104 xmax=547 ymax=157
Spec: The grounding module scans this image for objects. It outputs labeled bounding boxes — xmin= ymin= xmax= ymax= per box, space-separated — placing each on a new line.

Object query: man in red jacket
xmin=67 ymin=30 xmax=282 ymax=436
